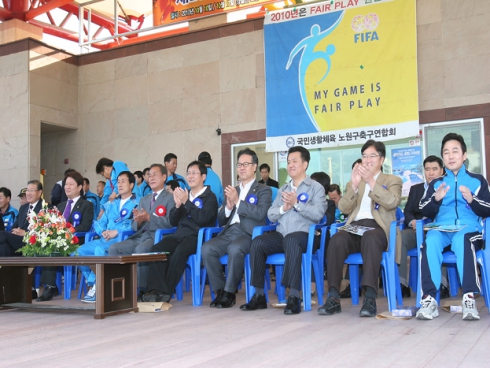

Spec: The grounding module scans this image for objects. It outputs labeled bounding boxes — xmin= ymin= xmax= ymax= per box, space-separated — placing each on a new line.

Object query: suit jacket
xmin=403 ymin=182 xmax=425 ymax=228
xmin=339 ymin=173 xmax=402 ymax=260
xmin=218 ymin=180 xmax=272 ymax=237
xmin=130 ymin=189 xmax=176 ymax=241
xmin=58 ymin=198 xmax=94 ymax=233
xmin=14 ymin=200 xmax=44 ymax=231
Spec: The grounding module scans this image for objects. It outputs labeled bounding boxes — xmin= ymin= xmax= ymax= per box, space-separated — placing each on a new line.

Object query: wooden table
xmin=0 ymin=254 xmax=166 ymax=319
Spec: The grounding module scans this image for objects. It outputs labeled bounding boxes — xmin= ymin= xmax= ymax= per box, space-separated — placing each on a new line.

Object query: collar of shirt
xmin=239 ymin=179 xmax=255 ymax=197
xmin=119 ymin=196 xmax=131 ymax=210
xmin=153 ymin=188 xmax=165 ymax=201
xmin=189 ymin=186 xmax=206 ymax=202
xmin=365 ymin=171 xmax=382 ymax=190
xmin=70 ymin=196 xmax=81 ymax=208
xmin=29 ymin=200 xmax=40 ymax=211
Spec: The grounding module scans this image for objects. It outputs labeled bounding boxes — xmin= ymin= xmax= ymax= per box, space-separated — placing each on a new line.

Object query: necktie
xmin=63 ymin=199 xmax=73 ymax=220
xmin=29 ymin=204 xmax=34 ymax=213
xmin=150 ymin=193 xmax=157 ymax=211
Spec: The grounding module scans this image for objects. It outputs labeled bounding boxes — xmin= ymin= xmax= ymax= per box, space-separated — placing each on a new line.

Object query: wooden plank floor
xmin=1 ymin=283 xmax=490 ymax=367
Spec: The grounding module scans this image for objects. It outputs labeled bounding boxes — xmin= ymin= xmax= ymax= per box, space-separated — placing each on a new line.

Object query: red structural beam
xmin=0 ymin=6 xmax=12 ymax=21
xmin=25 ymin=0 xmax=74 ymax=21
xmin=97 ymin=26 xmax=189 ymax=50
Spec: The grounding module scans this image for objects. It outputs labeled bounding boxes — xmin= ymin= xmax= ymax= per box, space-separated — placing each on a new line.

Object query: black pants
xmin=326 ymin=219 xmax=387 ymax=294
xmin=0 ymin=231 xmax=25 ymax=257
xmin=147 ymin=234 xmax=198 ymax=295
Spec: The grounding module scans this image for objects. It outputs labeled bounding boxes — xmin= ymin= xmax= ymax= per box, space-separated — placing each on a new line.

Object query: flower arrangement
xmin=18 ymin=204 xmax=79 ymax=257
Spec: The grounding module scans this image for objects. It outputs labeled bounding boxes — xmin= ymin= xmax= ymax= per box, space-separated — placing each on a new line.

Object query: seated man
xmin=83 ymin=177 xmax=101 ymax=220
xmin=142 ymin=161 xmax=218 ymax=302
xmin=77 ymin=171 xmax=140 ymax=303
xmin=241 ymin=146 xmax=327 ymax=315
xmin=0 ymin=187 xmax=19 ymax=231
xmin=38 ymin=171 xmax=94 ymax=301
xmin=202 ymin=148 xmax=271 ymax=308
xmin=398 ymin=155 xmax=444 ymax=298
xmin=0 ymin=180 xmax=45 ymax=257
xmin=327 ymin=184 xmax=345 ymax=222
xmin=259 ymin=163 xmax=279 ymax=188
xmin=198 ymin=151 xmax=224 ymax=207
xmin=108 ymin=164 xmax=175 ymax=294
xmin=417 ymin=133 xmax=490 ymax=321
xmin=319 ymin=140 xmax=402 ymax=317
xmin=164 ymin=153 xmax=189 ymax=190
xmin=96 ymin=157 xmax=138 ymax=204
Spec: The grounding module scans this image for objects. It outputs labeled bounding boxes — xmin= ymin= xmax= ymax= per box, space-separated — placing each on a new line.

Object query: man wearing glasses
xmin=319 ymin=140 xmax=402 ymax=317
xmin=202 ymin=148 xmax=272 ymax=308
xmin=0 ymin=180 xmax=45 ymax=256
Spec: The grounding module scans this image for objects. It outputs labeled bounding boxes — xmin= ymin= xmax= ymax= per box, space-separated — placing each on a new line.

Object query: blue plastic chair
xmin=477 ymin=219 xmax=490 ymax=311
xmin=244 ymin=219 xmax=328 ymax=311
xmin=329 ymin=214 xmax=404 ymax=311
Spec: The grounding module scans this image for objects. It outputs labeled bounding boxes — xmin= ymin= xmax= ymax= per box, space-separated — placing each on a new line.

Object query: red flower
xmin=29 ymin=235 xmax=37 ymax=244
xmin=72 ymin=236 xmax=79 ymax=244
xmin=66 ymin=222 xmax=73 ymax=228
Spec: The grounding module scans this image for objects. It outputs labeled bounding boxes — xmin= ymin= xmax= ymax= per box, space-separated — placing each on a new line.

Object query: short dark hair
xmin=150 ymin=163 xmax=167 ymax=176
xmin=96 ymin=158 xmax=114 ymax=174
xmin=423 ymin=155 xmax=443 ymax=168
xmin=237 ymin=148 xmax=259 ymax=166
xmin=198 ymin=152 xmax=212 ymax=166
xmin=310 ymin=172 xmax=331 ymax=192
xmin=259 ymin=163 xmax=271 ymax=172
xmin=98 ymin=180 xmax=106 ymax=186
xmin=328 ymin=184 xmax=341 ymax=195
xmin=0 ymin=187 xmax=12 ymax=199
xmin=27 ymin=180 xmax=43 ymax=191
xmin=166 ymin=180 xmax=179 ymax=191
xmin=64 ymin=168 xmax=76 ymax=177
xmin=187 ymin=161 xmax=207 ymax=176
xmin=83 ymin=178 xmax=90 ymax=185
xmin=143 ymin=167 xmax=150 ymax=175
xmin=361 ymin=140 xmax=386 ymax=158
xmin=65 ymin=171 xmax=84 ymax=186
xmin=164 ymin=153 xmax=177 ymax=163
xmin=118 ymin=171 xmax=135 ymax=185
xmin=352 ymin=158 xmax=362 ymax=169
xmin=441 ymin=133 xmax=467 ymax=156
xmin=288 ymin=146 xmax=310 ymax=165
xmin=134 ymin=170 xmax=143 ymax=179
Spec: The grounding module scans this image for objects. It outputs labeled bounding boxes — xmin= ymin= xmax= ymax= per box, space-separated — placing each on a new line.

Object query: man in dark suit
xmin=319 ymin=140 xmax=402 ymax=317
xmin=202 ymin=148 xmax=272 ymax=308
xmin=398 ymin=155 xmax=444 ymax=297
xmin=258 ymin=163 xmax=279 ymax=188
xmin=142 ymin=161 xmax=218 ymax=302
xmin=0 ymin=180 xmax=45 ymax=257
xmin=108 ymin=163 xmax=175 ymax=294
xmin=38 ymin=171 xmax=94 ymax=301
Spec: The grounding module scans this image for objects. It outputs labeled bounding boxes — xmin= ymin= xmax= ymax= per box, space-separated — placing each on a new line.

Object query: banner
xmin=153 ymin=0 xmax=275 ymax=25
xmin=391 ymin=147 xmax=423 ymax=197
xmin=264 ymin=0 xmax=419 ymax=151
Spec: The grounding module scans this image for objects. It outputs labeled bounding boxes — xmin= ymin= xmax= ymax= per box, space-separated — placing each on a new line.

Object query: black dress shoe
xmin=360 ymin=296 xmax=377 ymax=317
xmin=31 ymin=289 xmax=38 ymax=300
xmin=216 ymin=291 xmax=236 ymax=308
xmin=401 ymin=284 xmax=411 ymax=298
xmin=210 ymin=289 xmax=224 ymax=308
xmin=240 ymin=294 xmax=267 ymax=311
xmin=440 ymin=284 xmax=449 ymax=299
xmin=318 ymin=296 xmax=341 ymax=315
xmin=284 ymin=295 xmax=301 ymax=315
xmin=37 ymin=286 xmax=59 ymax=302
xmin=142 ymin=290 xmax=171 ymax=303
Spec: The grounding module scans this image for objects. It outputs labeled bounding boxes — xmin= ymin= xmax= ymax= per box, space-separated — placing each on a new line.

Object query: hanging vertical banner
xmin=264 ymin=0 xmax=419 ymax=151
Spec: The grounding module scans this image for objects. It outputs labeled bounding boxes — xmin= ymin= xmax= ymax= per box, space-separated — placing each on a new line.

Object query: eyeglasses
xmin=25 ymin=189 xmax=39 ymax=193
xmin=186 ymin=171 xmax=201 ymax=176
xmin=362 ymin=154 xmax=380 ymax=160
xmin=236 ymin=162 xmax=253 ymax=168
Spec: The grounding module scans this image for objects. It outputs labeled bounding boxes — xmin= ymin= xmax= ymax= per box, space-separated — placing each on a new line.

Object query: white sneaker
xmin=82 ymin=285 xmax=96 ymax=303
xmin=416 ymin=295 xmax=439 ymax=320
xmin=462 ymin=293 xmax=480 ymax=320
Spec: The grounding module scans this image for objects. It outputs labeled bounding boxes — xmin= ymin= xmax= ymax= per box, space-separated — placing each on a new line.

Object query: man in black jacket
xmin=0 ymin=180 xmax=45 ymax=257
xmin=142 ymin=161 xmax=218 ymax=303
xmin=398 ymin=155 xmax=444 ymax=296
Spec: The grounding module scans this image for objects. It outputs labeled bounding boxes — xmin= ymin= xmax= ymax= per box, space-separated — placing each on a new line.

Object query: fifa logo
xmin=352 ymin=13 xmax=379 ymax=43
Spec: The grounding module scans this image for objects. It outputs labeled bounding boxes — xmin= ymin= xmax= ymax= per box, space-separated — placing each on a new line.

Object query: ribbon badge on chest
xmin=155 ymin=205 xmax=166 ymax=217
xmin=246 ymin=194 xmax=258 ymax=205
xmin=193 ymin=198 xmax=203 ymax=209
xmin=72 ymin=211 xmax=81 ymax=227
xmin=115 ymin=208 xmax=129 ymax=223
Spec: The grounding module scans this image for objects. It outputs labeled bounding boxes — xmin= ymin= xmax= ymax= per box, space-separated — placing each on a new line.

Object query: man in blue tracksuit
xmin=198 ymin=151 xmax=224 ymax=207
xmin=417 ymin=133 xmax=490 ymax=321
xmin=83 ymin=178 xmax=101 ymax=220
xmin=75 ymin=171 xmax=140 ymax=303
xmin=0 ymin=188 xmax=18 ymax=231
xmin=164 ymin=153 xmax=189 ymax=190
xmin=96 ymin=157 xmax=139 ymax=205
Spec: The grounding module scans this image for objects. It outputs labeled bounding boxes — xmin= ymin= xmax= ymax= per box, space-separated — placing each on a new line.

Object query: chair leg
xmin=77 ymin=273 xmax=87 ymax=299
xmin=447 ymin=265 xmax=460 ymax=297
xmin=409 ymin=256 xmax=418 ymax=292
xmin=350 ymin=265 xmax=360 ymax=305
xmin=175 ymin=275 xmax=184 ymax=301
xmin=312 ymin=259 xmax=323 ymax=306
xmin=274 ymin=266 xmax=286 ymax=303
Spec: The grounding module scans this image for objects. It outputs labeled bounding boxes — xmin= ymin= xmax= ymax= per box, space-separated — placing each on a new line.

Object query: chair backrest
xmin=396 ymin=207 xmax=404 ymax=222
